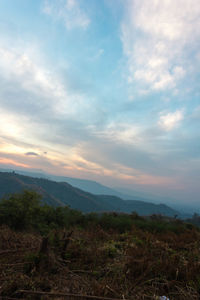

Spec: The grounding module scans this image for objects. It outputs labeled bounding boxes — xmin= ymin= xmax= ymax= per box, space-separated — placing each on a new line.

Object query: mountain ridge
xmin=0 ymin=167 xmax=171 ymax=204
xmin=0 ymin=171 xmax=179 ymax=216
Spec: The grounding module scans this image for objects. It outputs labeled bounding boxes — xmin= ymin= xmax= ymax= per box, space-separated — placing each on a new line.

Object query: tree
xmin=0 ymin=190 xmax=42 ymax=230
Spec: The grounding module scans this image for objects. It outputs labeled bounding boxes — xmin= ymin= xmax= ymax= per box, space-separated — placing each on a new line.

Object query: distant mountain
xmin=2 ymin=168 xmax=126 ymax=197
xmin=114 ymin=186 xmax=169 ymax=202
xmin=0 ymin=171 xmax=179 ymax=216
xmin=0 ymin=168 xmax=159 ymax=202
xmin=0 ymin=172 xmax=108 ymax=212
xmin=96 ymin=195 xmax=179 ymax=216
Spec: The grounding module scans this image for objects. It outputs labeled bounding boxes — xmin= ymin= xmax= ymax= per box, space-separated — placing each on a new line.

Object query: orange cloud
xmin=0 ymin=158 xmax=30 ymax=168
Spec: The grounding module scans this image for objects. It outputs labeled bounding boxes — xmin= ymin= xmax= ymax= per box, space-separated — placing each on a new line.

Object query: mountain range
xmin=0 ymin=171 xmax=179 ymax=216
xmin=0 ymin=167 xmax=173 ymax=203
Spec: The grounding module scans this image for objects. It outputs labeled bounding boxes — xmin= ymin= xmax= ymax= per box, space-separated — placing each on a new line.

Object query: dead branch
xmin=0 ymin=262 xmax=31 ymax=266
xmin=0 ymin=247 xmax=37 ymax=255
xmin=17 ymin=290 xmax=127 ymax=300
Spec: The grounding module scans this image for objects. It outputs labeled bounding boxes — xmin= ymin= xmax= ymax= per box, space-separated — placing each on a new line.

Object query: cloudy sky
xmin=0 ymin=0 xmax=199 ymax=207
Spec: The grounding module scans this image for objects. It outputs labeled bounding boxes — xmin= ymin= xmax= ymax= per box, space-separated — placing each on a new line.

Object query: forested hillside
xmin=0 ymin=172 xmax=178 ymax=216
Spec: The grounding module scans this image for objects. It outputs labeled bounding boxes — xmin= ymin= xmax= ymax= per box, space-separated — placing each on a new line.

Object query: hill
xmin=0 ymin=168 xmax=132 ymax=198
xmin=0 ymin=171 xmax=179 ymax=216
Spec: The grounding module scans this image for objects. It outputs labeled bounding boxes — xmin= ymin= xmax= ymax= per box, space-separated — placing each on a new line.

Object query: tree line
xmin=0 ymin=190 xmax=195 ymax=235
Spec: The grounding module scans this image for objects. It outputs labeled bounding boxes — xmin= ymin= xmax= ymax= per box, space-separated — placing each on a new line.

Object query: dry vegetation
xmin=1 ymin=221 xmax=200 ymax=300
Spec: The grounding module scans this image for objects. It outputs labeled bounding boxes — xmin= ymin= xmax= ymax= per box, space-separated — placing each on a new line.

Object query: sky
xmin=0 ymin=0 xmax=199 ymax=208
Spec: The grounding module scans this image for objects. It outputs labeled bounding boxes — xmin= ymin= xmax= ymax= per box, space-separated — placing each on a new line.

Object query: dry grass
xmin=0 ymin=225 xmax=200 ymax=299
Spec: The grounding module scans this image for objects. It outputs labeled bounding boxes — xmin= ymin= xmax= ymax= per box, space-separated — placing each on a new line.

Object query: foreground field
xmin=1 ymin=220 xmax=200 ymax=300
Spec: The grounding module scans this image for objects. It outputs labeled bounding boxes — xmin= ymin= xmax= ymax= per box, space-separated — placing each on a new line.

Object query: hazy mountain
xmin=115 ymin=186 xmax=178 ymax=206
xmin=0 ymin=171 xmax=179 ymax=216
xmin=0 ymin=172 xmax=108 ymax=212
xmin=0 ymin=168 xmax=163 ymax=202
xmin=0 ymin=167 xmax=193 ymax=217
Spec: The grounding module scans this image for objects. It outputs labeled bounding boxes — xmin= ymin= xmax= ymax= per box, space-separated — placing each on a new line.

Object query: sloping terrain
xmin=0 ymin=172 xmax=178 ymax=216
xmin=0 ymin=168 xmax=160 ymax=202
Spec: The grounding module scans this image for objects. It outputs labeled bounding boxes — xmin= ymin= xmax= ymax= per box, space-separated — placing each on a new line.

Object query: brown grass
xmin=0 ymin=225 xmax=200 ymax=299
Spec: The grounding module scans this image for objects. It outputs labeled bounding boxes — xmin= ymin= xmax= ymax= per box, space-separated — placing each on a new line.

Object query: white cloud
xmin=121 ymin=0 xmax=200 ymax=92
xmin=0 ymin=47 xmax=64 ymax=98
xmin=158 ymin=110 xmax=184 ymax=131
xmin=0 ymin=110 xmax=22 ymax=139
xmin=43 ymin=0 xmax=90 ymax=30
xmin=103 ymin=122 xmax=141 ymax=145
xmin=0 ymin=45 xmax=94 ymax=118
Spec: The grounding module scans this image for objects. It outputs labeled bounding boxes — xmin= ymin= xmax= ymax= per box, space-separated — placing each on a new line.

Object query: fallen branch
xmin=0 ymin=262 xmax=32 ymax=266
xmin=0 ymin=247 xmax=37 ymax=255
xmin=70 ymin=269 xmax=93 ymax=274
xmin=1 ymin=297 xmax=26 ymax=300
xmin=17 ymin=290 xmax=126 ymax=300
xmin=105 ymin=285 xmax=119 ymax=297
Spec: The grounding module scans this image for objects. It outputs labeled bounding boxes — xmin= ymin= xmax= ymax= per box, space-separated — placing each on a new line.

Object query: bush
xmin=0 ymin=190 xmax=84 ymax=233
xmin=0 ymin=190 xmax=42 ymax=230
